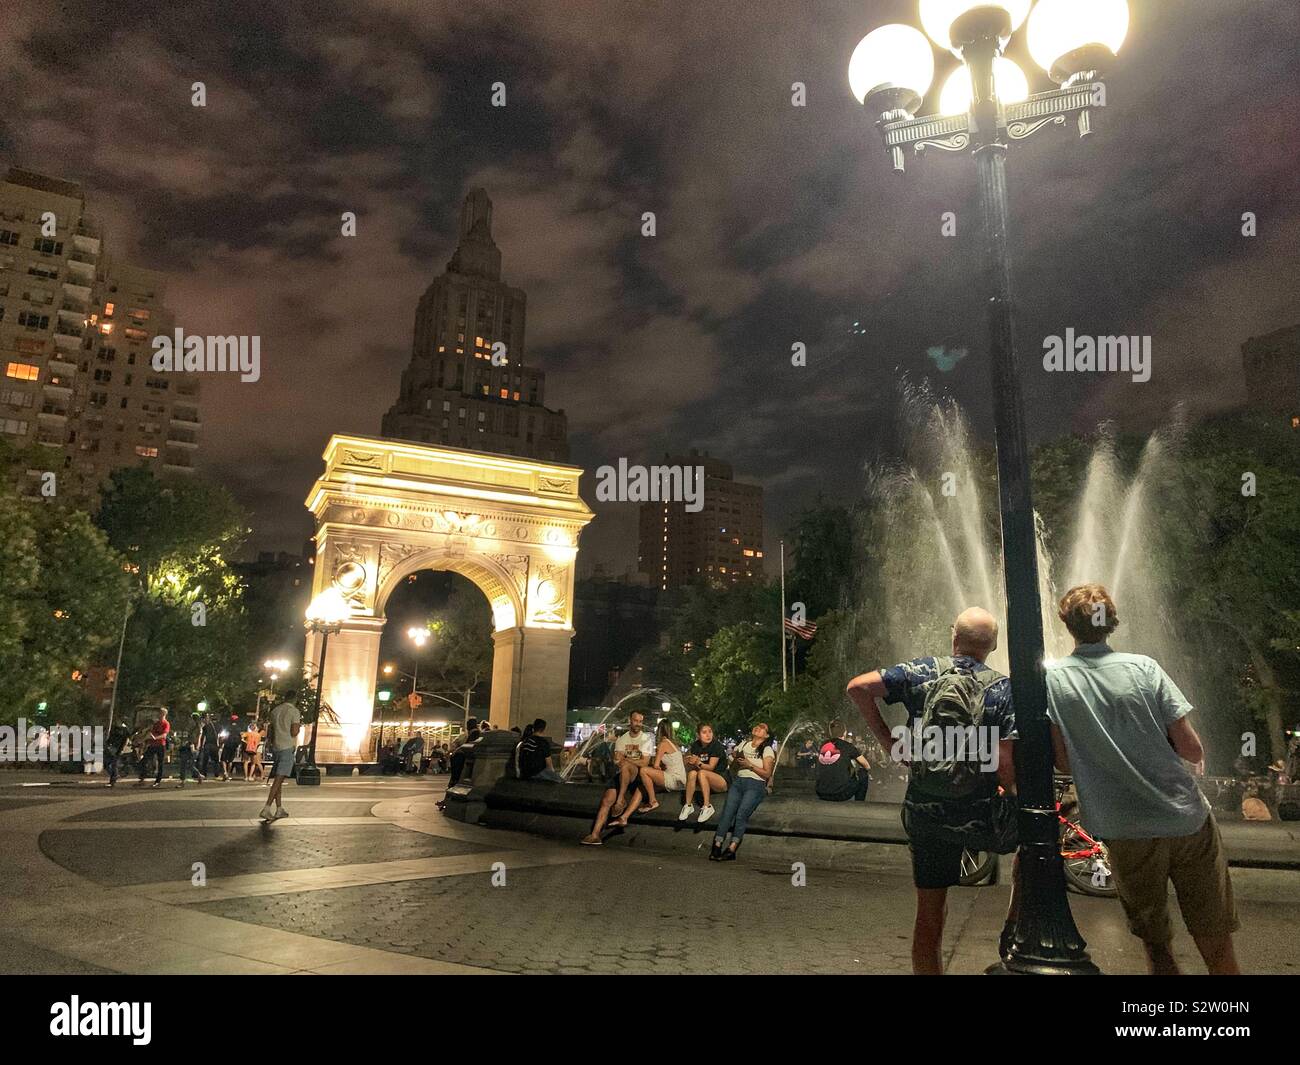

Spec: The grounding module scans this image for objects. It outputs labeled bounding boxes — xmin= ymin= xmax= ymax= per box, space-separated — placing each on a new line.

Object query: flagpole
xmin=779 ymin=539 xmax=787 ymax=693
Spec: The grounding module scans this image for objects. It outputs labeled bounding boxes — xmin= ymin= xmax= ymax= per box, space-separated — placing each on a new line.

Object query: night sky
xmin=3 ymin=0 xmax=1297 ymax=573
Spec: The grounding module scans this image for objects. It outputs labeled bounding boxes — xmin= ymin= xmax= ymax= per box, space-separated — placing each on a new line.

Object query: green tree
xmin=0 ymin=504 xmax=131 ymax=723
xmin=420 ymin=584 xmax=494 ymax=715
xmin=0 ymin=444 xmax=131 ymax=722
xmin=1177 ymin=415 xmax=1300 ymax=762
xmin=786 ymin=501 xmax=858 ymax=619
xmin=689 ymin=622 xmax=780 ymax=738
xmin=94 ymin=469 xmax=255 ymax=716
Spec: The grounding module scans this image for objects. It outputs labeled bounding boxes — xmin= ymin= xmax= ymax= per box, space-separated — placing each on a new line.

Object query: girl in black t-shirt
xmin=679 ymin=723 xmax=729 ymax=823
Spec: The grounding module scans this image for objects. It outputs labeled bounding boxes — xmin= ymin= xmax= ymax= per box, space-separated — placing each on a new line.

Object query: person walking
xmin=178 ymin=733 xmax=205 ymax=785
xmin=104 ymin=719 xmax=131 ymax=788
xmin=242 ymin=721 xmax=262 ymax=782
xmin=136 ymin=709 xmax=171 ymax=788
xmin=197 ymin=712 xmax=223 ymax=780
xmin=1045 ymin=584 xmax=1241 ymax=976
xmin=261 ymin=690 xmax=302 ymax=822
xmin=709 ymin=722 xmax=775 ymax=861
xmin=220 ymin=719 xmax=242 ymax=781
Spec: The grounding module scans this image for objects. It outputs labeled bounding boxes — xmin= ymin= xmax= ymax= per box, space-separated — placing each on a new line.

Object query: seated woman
xmin=679 ymin=722 xmax=729 ymax=823
xmin=709 ymin=722 xmax=775 ymax=862
xmin=620 ymin=720 xmax=686 ymax=817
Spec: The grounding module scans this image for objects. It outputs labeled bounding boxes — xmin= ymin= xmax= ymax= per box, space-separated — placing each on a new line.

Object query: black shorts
xmin=902 ymin=805 xmax=966 ymax=890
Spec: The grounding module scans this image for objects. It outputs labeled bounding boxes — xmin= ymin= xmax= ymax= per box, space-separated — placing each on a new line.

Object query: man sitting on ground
xmin=814 ymin=719 xmax=871 ymax=802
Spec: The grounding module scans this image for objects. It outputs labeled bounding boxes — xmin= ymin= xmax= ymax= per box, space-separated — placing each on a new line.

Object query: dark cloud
xmin=1 ymin=0 xmax=1296 ymax=572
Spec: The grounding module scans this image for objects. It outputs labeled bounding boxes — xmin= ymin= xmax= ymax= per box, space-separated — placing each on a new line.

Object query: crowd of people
xmin=84 ymin=577 xmax=1252 ymax=975
xmin=527 ymin=582 xmax=1245 ymax=976
xmin=101 ymin=693 xmax=304 ymax=820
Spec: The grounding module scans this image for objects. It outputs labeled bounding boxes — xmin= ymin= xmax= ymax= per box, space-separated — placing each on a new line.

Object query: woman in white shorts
xmin=623 ymin=720 xmax=685 ymax=817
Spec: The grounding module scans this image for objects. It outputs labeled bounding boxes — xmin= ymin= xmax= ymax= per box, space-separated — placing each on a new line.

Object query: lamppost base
xmin=295 ymin=765 xmax=322 ymax=786
xmin=985 ymin=955 xmax=1102 ymax=976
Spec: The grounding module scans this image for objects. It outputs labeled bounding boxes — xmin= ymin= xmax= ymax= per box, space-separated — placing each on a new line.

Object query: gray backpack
xmin=909 ymin=657 xmax=1002 ymax=800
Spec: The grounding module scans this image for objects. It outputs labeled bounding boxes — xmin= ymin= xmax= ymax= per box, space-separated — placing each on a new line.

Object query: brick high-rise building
xmin=637 ymin=450 xmax=764 ymax=592
xmin=0 ymin=167 xmax=198 ymax=505
xmin=381 ymin=189 xmax=568 ymax=461
xmin=1242 ymin=324 xmax=1300 ymax=430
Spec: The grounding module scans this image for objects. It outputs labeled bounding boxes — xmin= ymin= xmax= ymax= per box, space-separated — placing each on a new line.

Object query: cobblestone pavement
xmin=6 ymin=776 xmax=1300 ymax=975
xmin=64 ymin=799 xmax=384 ymax=822
xmin=41 ymin=823 xmax=493 ymax=886
xmin=192 ymin=846 xmax=1300 ymax=975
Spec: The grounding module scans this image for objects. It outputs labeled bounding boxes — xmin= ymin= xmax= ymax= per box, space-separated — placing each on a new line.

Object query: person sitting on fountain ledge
xmin=581 ymin=711 xmax=654 ymax=845
xmin=1044 ymin=583 xmax=1241 ymax=976
xmin=845 ymin=607 xmax=1019 ymax=976
xmin=814 ymin=719 xmax=871 ymax=803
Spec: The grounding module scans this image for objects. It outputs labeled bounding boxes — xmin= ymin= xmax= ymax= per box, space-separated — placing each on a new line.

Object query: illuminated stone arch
xmin=304 ymin=434 xmax=594 ymax=762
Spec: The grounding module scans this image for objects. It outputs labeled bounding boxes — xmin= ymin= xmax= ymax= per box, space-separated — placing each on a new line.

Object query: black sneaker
xmin=708 ymin=841 xmax=723 ymax=861
xmin=718 ymin=847 xmax=737 ymax=862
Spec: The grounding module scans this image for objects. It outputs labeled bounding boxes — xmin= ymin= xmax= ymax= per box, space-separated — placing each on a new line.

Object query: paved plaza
xmin=3 ymin=775 xmax=1299 ymax=976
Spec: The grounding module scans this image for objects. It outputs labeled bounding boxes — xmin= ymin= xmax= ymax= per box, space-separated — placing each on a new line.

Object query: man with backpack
xmin=846 ymin=607 xmax=1018 ymax=974
xmin=814 ymin=720 xmax=871 ymax=802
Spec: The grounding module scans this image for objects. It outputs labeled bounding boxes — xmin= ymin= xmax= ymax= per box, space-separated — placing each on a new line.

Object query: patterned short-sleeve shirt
xmin=879 ymin=655 xmax=1016 ymax=739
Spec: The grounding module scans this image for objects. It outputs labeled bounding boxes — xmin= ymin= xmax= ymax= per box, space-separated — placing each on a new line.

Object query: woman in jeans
xmin=710 ymin=722 xmax=775 ymax=861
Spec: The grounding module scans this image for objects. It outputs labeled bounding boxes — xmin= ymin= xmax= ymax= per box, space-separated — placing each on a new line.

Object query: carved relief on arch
xmin=376 ymin=541 xmax=422 ymax=594
xmin=486 ymin=552 xmax=530 ymax=601
xmin=531 ymin=562 xmax=568 ymax=625
xmin=329 ymin=541 xmax=371 ymax=609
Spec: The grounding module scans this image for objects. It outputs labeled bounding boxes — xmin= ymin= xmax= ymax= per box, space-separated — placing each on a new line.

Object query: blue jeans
xmin=714 ymin=777 xmax=766 ymax=844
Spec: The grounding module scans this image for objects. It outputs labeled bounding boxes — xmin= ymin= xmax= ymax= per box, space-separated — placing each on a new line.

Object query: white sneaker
xmin=698 ymin=804 xmax=715 ymax=823
xmin=272 ymin=807 xmax=288 ymax=820
xmin=258 ymin=804 xmax=275 ymax=821
xmin=678 ymin=804 xmax=695 ymax=821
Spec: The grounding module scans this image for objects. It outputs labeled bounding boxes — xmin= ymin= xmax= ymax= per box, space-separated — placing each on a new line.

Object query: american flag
xmin=783 ymin=617 xmax=818 ymax=640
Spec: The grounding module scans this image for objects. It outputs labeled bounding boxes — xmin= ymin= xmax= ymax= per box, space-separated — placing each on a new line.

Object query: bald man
xmin=846 ymin=608 xmax=1018 ymax=975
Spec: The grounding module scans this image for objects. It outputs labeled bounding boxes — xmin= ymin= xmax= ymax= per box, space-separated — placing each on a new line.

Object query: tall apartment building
xmin=1242 ymin=324 xmax=1300 ymax=430
xmin=0 ymin=168 xmax=197 ymax=506
xmin=637 ymin=450 xmax=765 ymax=592
xmin=381 ymin=188 xmax=568 ymax=461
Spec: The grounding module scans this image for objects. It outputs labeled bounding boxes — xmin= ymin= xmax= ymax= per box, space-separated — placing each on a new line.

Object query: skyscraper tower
xmin=381 ymin=189 xmax=568 ymax=461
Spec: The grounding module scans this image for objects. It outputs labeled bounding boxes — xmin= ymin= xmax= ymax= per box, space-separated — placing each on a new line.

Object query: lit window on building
xmin=104 ymin=303 xmax=115 ymax=316
xmin=134 ymin=445 xmax=158 ymax=458
xmin=5 ymin=362 xmax=39 ymax=381
xmin=100 ymin=323 xmax=113 ymax=334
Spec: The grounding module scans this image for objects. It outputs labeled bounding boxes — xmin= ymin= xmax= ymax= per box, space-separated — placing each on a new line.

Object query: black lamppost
xmin=299 ymin=587 xmax=349 ymax=786
xmin=849 ymin=0 xmax=1131 ymax=974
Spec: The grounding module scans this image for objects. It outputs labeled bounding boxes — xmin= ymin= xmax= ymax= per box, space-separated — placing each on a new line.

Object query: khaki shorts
xmin=1105 ymin=811 xmax=1239 ymax=944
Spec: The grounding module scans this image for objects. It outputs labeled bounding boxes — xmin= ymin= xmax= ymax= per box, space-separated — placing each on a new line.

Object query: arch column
xmin=305 ymin=616 xmax=384 ymax=763
xmin=488 ymin=627 xmax=576 ymax=730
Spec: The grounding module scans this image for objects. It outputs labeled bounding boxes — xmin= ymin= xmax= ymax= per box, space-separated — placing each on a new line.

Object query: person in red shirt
xmin=136 ymin=709 xmax=170 ymax=788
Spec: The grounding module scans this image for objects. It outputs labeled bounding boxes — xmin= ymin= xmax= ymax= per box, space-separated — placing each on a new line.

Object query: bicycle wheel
xmin=1061 ymin=831 xmax=1117 ymax=898
xmin=958 ymin=848 xmax=997 ymax=886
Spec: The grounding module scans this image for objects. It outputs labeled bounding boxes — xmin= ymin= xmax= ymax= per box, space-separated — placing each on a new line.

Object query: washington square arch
xmin=303 ymin=433 xmax=593 ymax=762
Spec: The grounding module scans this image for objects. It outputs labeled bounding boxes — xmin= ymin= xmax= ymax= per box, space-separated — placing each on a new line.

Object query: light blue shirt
xmin=1045 ymin=643 xmax=1208 ymax=840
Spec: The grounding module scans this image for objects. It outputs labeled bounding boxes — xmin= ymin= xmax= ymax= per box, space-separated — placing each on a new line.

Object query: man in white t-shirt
xmin=261 ymin=692 xmax=302 ymax=822
xmin=580 ymin=710 xmax=654 ymax=845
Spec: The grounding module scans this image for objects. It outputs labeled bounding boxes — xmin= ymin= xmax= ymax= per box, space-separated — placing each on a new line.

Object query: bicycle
xmin=958 ymin=778 xmax=1116 ymax=897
